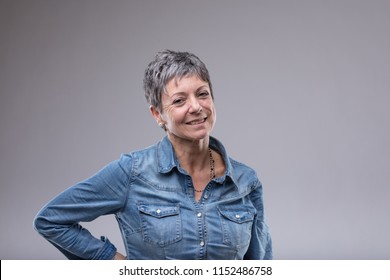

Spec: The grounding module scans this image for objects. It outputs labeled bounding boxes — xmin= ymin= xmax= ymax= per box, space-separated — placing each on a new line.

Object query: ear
xmin=150 ymin=105 xmax=163 ymax=125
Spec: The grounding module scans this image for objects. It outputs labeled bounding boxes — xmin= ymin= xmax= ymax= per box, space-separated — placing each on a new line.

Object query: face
xmin=151 ymin=75 xmax=216 ymax=144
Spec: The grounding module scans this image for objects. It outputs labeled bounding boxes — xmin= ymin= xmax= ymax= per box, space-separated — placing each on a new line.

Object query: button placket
xmin=195 ymin=203 xmax=207 ymax=259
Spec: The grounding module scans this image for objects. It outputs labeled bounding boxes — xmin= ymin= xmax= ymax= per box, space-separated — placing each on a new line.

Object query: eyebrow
xmin=169 ymin=85 xmax=210 ymax=98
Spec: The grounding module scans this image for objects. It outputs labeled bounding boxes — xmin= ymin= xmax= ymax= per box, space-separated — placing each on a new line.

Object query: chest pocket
xmin=137 ymin=203 xmax=182 ymax=247
xmin=218 ymin=206 xmax=255 ymax=248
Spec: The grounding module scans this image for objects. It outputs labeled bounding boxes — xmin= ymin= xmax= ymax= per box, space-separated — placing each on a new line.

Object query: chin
xmin=168 ymin=125 xmax=213 ymax=142
xmin=170 ymin=132 xmax=209 ymax=143
xmin=189 ymin=131 xmax=211 ymax=141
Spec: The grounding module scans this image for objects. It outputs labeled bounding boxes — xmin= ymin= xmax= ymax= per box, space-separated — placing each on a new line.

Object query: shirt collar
xmin=156 ymin=136 xmax=177 ymax=174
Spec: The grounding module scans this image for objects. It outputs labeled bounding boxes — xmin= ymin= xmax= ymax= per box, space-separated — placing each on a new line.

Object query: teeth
xmin=188 ymin=118 xmax=205 ymax=125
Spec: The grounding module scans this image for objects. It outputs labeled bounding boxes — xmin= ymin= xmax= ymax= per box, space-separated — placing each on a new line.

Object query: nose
xmin=188 ymin=96 xmax=202 ymax=113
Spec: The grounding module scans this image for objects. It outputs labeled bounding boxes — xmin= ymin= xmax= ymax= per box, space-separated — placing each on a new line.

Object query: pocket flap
xmin=218 ymin=206 xmax=255 ymax=224
xmin=138 ymin=203 xmax=180 ymax=218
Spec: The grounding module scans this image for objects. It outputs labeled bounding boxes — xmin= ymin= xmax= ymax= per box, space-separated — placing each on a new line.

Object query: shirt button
xmin=197 ymin=212 xmax=202 ymax=217
xmin=235 ymin=214 xmax=240 ymax=219
xmin=156 ymin=209 xmax=161 ymax=214
xmin=200 ymin=241 xmax=205 ymax=247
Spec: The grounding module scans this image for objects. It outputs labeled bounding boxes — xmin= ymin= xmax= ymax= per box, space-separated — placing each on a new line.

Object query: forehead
xmin=164 ymin=75 xmax=209 ymax=95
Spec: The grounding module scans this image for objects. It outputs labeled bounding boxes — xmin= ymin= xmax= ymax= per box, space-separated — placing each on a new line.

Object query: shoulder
xmin=229 ymin=156 xmax=261 ymax=185
xmin=118 ymin=141 xmax=159 ymax=167
xmin=229 ymin=156 xmax=257 ymax=174
xmin=117 ymin=138 xmax=172 ymax=176
xmin=123 ymin=141 xmax=158 ymax=158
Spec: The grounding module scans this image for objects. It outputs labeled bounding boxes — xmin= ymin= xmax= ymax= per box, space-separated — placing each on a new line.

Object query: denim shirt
xmin=34 ymin=136 xmax=272 ymax=260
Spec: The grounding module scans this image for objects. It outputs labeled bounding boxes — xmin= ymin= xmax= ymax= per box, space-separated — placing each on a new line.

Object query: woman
xmin=34 ymin=50 xmax=273 ymax=260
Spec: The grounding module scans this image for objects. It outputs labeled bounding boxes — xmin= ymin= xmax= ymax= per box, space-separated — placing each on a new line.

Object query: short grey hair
xmin=143 ymin=50 xmax=213 ymax=112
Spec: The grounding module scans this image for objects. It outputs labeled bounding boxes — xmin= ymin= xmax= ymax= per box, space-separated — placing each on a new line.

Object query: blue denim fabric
xmin=34 ymin=136 xmax=272 ymax=260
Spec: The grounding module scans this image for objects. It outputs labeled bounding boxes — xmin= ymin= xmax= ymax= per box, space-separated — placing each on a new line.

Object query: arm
xmin=113 ymin=252 xmax=127 ymax=260
xmin=33 ymin=154 xmax=132 ymax=260
xmin=244 ymin=179 xmax=273 ymax=260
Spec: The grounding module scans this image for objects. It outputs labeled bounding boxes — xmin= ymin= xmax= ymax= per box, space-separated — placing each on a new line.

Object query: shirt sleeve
xmin=244 ymin=178 xmax=273 ymax=260
xmin=33 ymin=154 xmax=132 ymax=260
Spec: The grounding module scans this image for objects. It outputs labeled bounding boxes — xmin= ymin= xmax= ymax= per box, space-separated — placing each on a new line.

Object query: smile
xmin=186 ymin=117 xmax=207 ymax=125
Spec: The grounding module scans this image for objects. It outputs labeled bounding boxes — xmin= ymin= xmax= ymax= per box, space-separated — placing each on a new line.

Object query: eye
xmin=172 ymin=98 xmax=185 ymax=105
xmin=198 ymin=91 xmax=210 ymax=98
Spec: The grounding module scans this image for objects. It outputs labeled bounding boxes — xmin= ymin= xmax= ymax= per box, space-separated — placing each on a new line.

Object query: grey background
xmin=1 ymin=0 xmax=389 ymax=260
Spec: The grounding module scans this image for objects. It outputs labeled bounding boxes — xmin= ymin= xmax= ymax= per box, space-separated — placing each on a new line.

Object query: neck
xmin=168 ymin=134 xmax=210 ymax=173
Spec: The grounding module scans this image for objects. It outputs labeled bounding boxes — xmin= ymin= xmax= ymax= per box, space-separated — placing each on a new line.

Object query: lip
xmin=186 ymin=117 xmax=207 ymax=125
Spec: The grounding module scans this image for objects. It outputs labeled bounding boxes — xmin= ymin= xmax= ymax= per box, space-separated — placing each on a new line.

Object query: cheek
xmin=209 ymin=103 xmax=216 ymax=118
xmin=161 ymin=108 xmax=184 ymax=127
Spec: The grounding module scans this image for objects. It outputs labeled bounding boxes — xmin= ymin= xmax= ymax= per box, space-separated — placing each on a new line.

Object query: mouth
xmin=186 ymin=117 xmax=207 ymax=125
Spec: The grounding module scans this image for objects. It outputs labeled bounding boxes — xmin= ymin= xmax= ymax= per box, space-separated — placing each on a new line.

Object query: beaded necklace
xmin=194 ymin=148 xmax=215 ymax=193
